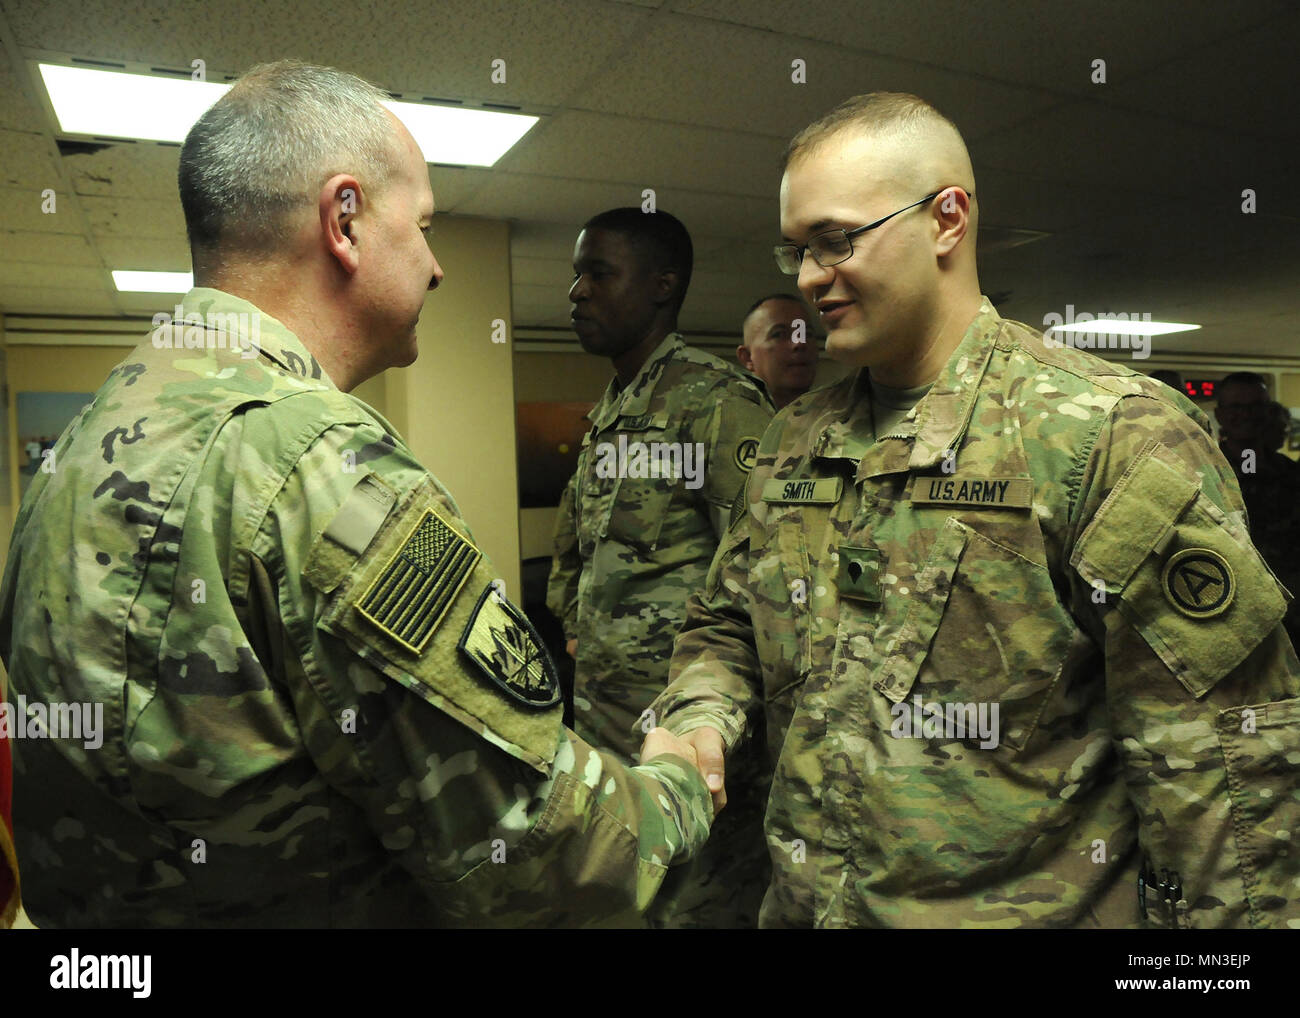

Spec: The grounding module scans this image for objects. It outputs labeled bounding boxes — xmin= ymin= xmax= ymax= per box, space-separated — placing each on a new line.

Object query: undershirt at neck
xmin=869 ymin=376 xmax=933 ymax=440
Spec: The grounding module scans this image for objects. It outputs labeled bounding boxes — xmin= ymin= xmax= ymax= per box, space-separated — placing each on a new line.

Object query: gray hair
xmin=179 ymin=60 xmax=401 ymax=270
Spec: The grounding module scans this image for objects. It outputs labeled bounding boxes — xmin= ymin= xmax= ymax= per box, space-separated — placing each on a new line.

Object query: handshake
xmin=639 ymin=726 xmax=728 ymax=816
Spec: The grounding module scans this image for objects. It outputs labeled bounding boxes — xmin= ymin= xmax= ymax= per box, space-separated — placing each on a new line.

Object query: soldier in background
xmin=548 ymin=207 xmax=773 ymax=926
xmin=1216 ymin=375 xmax=1300 ymax=646
xmin=0 ymin=61 xmax=712 ymax=929
xmin=737 ymin=293 xmax=821 ymax=409
xmin=650 ymin=92 xmax=1300 ymax=927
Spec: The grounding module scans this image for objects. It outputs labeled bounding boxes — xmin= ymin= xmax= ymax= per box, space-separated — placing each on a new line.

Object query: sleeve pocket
xmin=1072 ymin=442 xmax=1288 ymax=698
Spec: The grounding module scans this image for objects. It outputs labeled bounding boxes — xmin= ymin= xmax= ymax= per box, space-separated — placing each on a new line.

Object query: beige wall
xmin=384 ymin=215 xmax=521 ymax=597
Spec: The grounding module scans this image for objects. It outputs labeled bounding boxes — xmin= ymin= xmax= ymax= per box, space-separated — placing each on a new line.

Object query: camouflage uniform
xmin=653 ymin=298 xmax=1300 ymax=928
xmin=0 ymin=287 xmax=713 ymax=929
xmin=547 ymin=332 xmax=772 ymax=927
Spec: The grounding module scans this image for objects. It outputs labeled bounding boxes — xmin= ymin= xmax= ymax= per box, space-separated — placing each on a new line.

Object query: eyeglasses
xmin=773 ymin=190 xmax=963 ymax=275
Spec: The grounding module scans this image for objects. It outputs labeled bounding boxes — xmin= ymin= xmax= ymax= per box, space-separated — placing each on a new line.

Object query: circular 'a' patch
xmin=1161 ymin=548 xmax=1234 ymax=618
xmin=734 ymin=438 xmax=760 ymax=472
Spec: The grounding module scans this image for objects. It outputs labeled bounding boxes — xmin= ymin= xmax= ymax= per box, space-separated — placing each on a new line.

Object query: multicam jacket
xmin=547 ymin=332 xmax=772 ymax=757
xmin=546 ymin=331 xmax=773 ymax=927
xmin=0 ymin=287 xmax=712 ymax=928
xmin=654 ymin=298 xmax=1300 ymax=928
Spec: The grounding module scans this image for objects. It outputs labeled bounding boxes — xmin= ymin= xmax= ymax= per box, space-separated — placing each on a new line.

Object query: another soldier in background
xmin=1216 ymin=375 xmax=1300 ymax=646
xmin=737 ymin=293 xmax=821 ymax=409
xmin=548 ymin=207 xmax=773 ymax=927
xmin=0 ymin=61 xmax=712 ymax=929
xmin=1215 ymin=371 xmax=1270 ymax=467
xmin=651 ymin=92 xmax=1300 ymax=927
xmin=1261 ymin=400 xmax=1295 ymax=459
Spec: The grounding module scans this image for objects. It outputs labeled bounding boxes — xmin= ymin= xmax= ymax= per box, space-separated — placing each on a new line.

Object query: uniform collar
xmin=589 ymin=331 xmax=685 ymax=426
xmin=180 ymin=287 xmax=334 ymax=387
xmin=810 ymin=297 xmax=1003 ymax=478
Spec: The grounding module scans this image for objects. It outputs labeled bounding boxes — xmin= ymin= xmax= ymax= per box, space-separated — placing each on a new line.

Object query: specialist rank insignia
xmin=356 ymin=508 xmax=481 ymax=653
xmin=458 ymin=586 xmax=561 ymax=709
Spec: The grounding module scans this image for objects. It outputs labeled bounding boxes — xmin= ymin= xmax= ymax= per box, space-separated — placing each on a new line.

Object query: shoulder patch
xmin=734 ymin=437 xmax=760 ymax=472
xmin=459 ymin=586 xmax=561 ymax=709
xmin=1162 ymin=548 xmax=1234 ymax=619
xmin=310 ymin=477 xmax=561 ymax=772
xmin=356 ymin=507 xmax=481 ymax=653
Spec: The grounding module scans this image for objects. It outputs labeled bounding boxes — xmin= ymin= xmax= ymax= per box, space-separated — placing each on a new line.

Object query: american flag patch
xmin=356 ymin=508 xmax=480 ymax=653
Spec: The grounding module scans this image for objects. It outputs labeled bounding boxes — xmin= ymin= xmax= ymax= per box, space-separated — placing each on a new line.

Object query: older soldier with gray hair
xmin=0 ymin=60 xmax=712 ymax=928
xmin=650 ymin=92 xmax=1300 ymax=928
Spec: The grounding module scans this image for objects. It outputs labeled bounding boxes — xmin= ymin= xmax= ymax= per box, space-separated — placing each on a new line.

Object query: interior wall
xmin=385 ymin=215 xmax=521 ymax=599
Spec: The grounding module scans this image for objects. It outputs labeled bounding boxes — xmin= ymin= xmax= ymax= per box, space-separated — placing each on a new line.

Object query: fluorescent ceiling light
xmin=39 ymin=64 xmax=229 ymax=144
xmin=379 ymin=100 xmax=536 ymax=167
xmin=1046 ymin=320 xmax=1201 ymax=337
xmin=112 ymin=270 xmax=193 ymax=293
xmin=37 ymin=63 xmax=536 ymax=165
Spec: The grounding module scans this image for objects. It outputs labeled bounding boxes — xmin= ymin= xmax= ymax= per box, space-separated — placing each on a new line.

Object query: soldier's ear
xmin=653 ymin=268 xmax=679 ymax=307
xmin=320 ymin=174 xmax=363 ymax=276
xmin=737 ymin=344 xmax=755 ymax=371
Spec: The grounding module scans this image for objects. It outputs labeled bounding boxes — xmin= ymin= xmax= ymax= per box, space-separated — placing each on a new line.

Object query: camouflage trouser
xmin=646 ymin=734 xmax=771 ymax=929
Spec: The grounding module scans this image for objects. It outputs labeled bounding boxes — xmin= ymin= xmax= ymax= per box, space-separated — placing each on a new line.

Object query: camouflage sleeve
xmin=652 ymin=493 xmax=763 ymax=750
xmin=545 ymin=466 xmax=581 ymax=641
xmin=265 ymin=422 xmax=713 ymax=926
xmin=1066 ymin=393 xmax=1300 ymax=929
xmin=693 ymin=379 xmax=773 ymax=539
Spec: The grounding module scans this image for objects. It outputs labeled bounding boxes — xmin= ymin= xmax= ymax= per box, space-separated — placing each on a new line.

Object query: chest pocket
xmin=581 ymin=412 xmax=680 ymax=554
xmin=750 ymin=502 xmax=821 ymax=704
xmin=875 ymin=515 xmax=1075 ymax=753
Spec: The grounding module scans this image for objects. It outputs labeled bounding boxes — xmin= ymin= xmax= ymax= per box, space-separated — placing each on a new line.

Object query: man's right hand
xmin=565 ymin=638 xmax=577 ymax=659
xmin=641 ymin=725 xmax=727 ymax=816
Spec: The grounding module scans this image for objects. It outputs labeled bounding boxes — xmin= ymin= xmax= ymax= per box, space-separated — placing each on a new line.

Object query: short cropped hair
xmin=581 ymin=207 xmax=693 ymax=314
xmin=742 ymin=292 xmax=811 ymax=338
xmin=745 ymin=292 xmax=807 ymax=319
xmin=1217 ymin=371 xmax=1269 ymax=401
xmin=782 ymin=92 xmax=964 ymax=173
xmin=179 ymin=60 xmax=400 ymax=272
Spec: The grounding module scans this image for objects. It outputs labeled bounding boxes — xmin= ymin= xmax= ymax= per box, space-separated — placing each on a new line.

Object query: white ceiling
xmin=0 ymin=0 xmax=1296 ymax=358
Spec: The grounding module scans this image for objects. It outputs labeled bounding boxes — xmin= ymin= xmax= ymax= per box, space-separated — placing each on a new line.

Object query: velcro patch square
xmin=356 ymin=508 xmax=480 ymax=653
